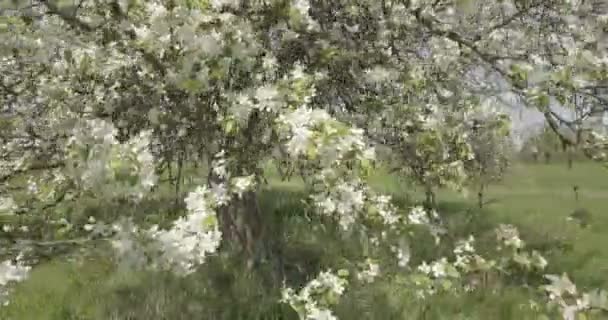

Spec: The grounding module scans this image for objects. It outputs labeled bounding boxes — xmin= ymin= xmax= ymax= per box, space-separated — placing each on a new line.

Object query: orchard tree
xmin=1 ymin=0 xmax=608 ymax=319
xmin=464 ymin=109 xmax=512 ymax=209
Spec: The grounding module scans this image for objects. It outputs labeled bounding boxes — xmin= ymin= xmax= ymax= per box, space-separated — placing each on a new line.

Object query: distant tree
xmin=464 ymin=112 xmax=512 ymax=208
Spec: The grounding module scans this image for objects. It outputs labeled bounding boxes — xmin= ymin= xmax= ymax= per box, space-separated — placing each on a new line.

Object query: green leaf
xmin=148 ymin=108 xmax=161 ymax=125
xmin=306 ymin=144 xmax=318 ymax=160
xmin=410 ymin=274 xmax=431 ymax=285
xmin=224 ymin=119 xmax=237 ymax=134
xmin=359 ymin=159 xmax=373 ymax=177
xmin=179 ymin=78 xmax=204 ymax=93
xmin=587 ymin=289 xmax=608 ymax=310
xmin=537 ymin=93 xmax=550 ymax=109
xmin=513 ymin=252 xmax=531 ymax=268
xmin=337 ymin=269 xmax=349 ymax=278
xmin=288 ymin=8 xmax=305 ymax=29
xmin=202 ymin=214 xmax=217 ymax=228
xmin=184 ymin=0 xmax=210 ymax=9
xmin=367 ymin=203 xmax=379 ymax=215
xmin=456 ymin=0 xmax=478 ymax=14
xmin=440 ymin=279 xmax=453 ymax=291
xmin=319 ymin=47 xmax=338 ymax=63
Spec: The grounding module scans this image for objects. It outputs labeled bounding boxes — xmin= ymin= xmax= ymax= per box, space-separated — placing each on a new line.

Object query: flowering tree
xmin=1 ymin=0 xmax=608 ymax=319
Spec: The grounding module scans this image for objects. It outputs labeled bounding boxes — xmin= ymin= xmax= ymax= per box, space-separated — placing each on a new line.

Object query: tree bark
xmin=208 ymin=169 xmax=269 ymax=271
xmin=478 ymin=183 xmax=485 ymax=209
xmin=423 ymin=186 xmax=436 ymax=211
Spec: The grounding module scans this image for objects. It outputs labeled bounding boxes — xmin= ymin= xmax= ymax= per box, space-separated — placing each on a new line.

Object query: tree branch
xmin=40 ymin=0 xmax=95 ymax=32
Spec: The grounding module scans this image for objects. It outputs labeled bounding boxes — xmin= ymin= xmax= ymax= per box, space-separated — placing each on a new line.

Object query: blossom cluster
xmin=0 ymin=253 xmax=30 ymax=306
xmin=310 ymin=179 xmax=365 ymax=230
xmin=0 ymin=196 xmax=17 ymax=215
xmin=357 ymin=259 xmax=380 ymax=284
xmin=65 ymin=119 xmax=158 ymax=201
xmin=543 ymin=273 xmax=608 ymax=320
xmin=583 ymin=131 xmax=608 ymax=164
xmin=278 ymin=104 xmax=401 ymax=236
xmin=408 ymin=225 xmax=548 ymax=300
xmin=147 ymin=185 xmax=223 ymax=275
xmin=111 ymin=148 xmax=260 ymax=275
xmin=281 ymin=270 xmax=348 ymax=320
xmin=495 ymin=224 xmax=548 ymax=271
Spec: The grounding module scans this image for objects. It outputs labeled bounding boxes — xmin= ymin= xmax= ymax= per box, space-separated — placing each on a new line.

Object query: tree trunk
xmin=478 ymin=183 xmax=485 ymax=209
xmin=208 ymin=170 xmax=270 ymax=271
xmin=424 ymin=186 xmax=436 ymax=211
xmin=206 ymin=110 xmax=283 ymax=278
xmin=174 ymin=153 xmax=184 ymax=210
xmin=167 ymin=157 xmax=173 ymax=181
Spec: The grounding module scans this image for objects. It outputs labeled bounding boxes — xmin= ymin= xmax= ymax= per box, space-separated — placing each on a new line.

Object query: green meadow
xmin=2 ymin=161 xmax=608 ymax=320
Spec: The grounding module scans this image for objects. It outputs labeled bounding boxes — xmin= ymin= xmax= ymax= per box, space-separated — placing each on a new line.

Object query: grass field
xmin=462 ymin=162 xmax=608 ymax=290
xmin=376 ymin=162 xmax=608 ymax=289
xmin=2 ymin=161 xmax=608 ymax=319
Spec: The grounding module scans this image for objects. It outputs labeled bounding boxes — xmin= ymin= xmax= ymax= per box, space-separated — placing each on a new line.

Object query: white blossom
xmin=148 ymin=186 xmax=222 ymax=275
xmin=429 ymin=258 xmax=449 ymax=278
xmin=408 ymin=206 xmax=430 ymax=225
xmin=0 ymin=197 xmax=17 ymax=215
xmin=210 ymin=0 xmax=241 ymax=10
xmin=0 ymin=253 xmax=31 ymax=306
xmin=454 ymin=236 xmax=475 ymax=255
xmin=231 ymin=175 xmax=256 ymax=197
xmin=307 ymin=307 xmax=337 ymax=320
xmin=357 ymin=259 xmax=380 ymax=283
xmin=282 ymin=270 xmax=347 ymax=320
xmin=496 ymin=224 xmax=523 ymax=249
xmin=418 ymin=261 xmax=432 ymax=274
